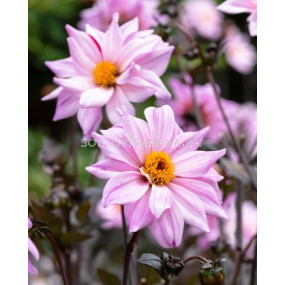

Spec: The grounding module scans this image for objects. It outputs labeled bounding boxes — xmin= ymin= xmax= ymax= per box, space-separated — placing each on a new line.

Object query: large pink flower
xmin=182 ymin=0 xmax=223 ymax=40
xmin=28 ymin=218 xmax=39 ymax=275
xmin=86 ymin=105 xmax=227 ymax=248
xmin=160 ymin=77 xmax=238 ymax=143
xmin=79 ymin=0 xmax=160 ymax=31
xmin=190 ymin=193 xmax=257 ymax=256
xmin=218 ymin=0 xmax=257 ymax=36
xmin=223 ymin=25 xmax=256 ymax=74
xmin=43 ymin=14 xmax=173 ymax=139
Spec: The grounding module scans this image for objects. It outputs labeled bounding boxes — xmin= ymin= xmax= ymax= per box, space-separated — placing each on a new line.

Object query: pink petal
xmin=149 ymin=184 xmax=174 ymax=218
xmin=169 ymin=183 xmax=210 ymax=232
xmin=197 ymin=176 xmax=223 ymax=203
xmin=204 ymin=167 xmax=224 ymax=182
xmin=105 ymin=86 xmax=135 ymax=124
xmin=53 ymin=90 xmax=80 ymax=121
xmin=77 ymin=107 xmax=102 ymax=139
xmin=85 ymin=24 xmax=104 ymax=49
xmin=124 ymin=191 xmax=154 ymax=233
xmin=144 ymin=105 xmax=176 ymax=151
xmin=28 ymin=218 xmax=32 ymax=229
xmin=41 ymin=87 xmax=63 ymax=101
xmin=135 ymin=45 xmax=174 ymax=76
xmin=120 ymin=112 xmax=150 ymax=163
xmin=102 ymin=171 xmax=149 ymax=206
xmin=28 ymin=237 xmax=40 ymax=260
xmin=54 ymin=77 xmax=94 ymax=91
xmin=248 ymin=11 xmax=257 ymax=36
xmin=66 ymin=24 xmax=101 ymax=63
xmin=45 ymin=57 xmax=76 ymax=78
xmin=136 ymin=69 xmax=171 ymax=99
xmin=86 ymin=158 xmax=138 ymax=179
xmin=80 ymin=87 xmax=114 ymax=108
xmin=120 ymin=78 xmax=157 ymax=103
xmin=120 ymin=17 xmax=139 ymax=40
xmin=167 ymin=127 xmax=209 ymax=156
xmin=116 ymin=63 xmax=137 ymax=85
xmin=171 ymin=178 xmax=226 ymax=219
xmin=93 ymin=126 xmax=141 ymax=167
xmin=101 ymin=13 xmax=123 ymax=62
xmin=28 ymin=258 xmax=38 ymax=275
xmin=173 ymin=149 xmax=226 ymax=178
xmin=117 ymin=36 xmax=161 ymax=71
xmin=67 ymin=37 xmax=94 ymax=75
xmin=149 ymin=204 xmax=184 ymax=248
xmin=217 ymin=0 xmax=256 ymax=14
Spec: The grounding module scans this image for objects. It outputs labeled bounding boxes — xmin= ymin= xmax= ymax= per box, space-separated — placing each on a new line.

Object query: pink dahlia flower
xmin=182 ymin=0 xmax=223 ymax=40
xmin=224 ymin=25 xmax=256 ymax=74
xmin=190 ymin=193 xmax=257 ymax=256
xmin=96 ymin=200 xmax=122 ymax=229
xmin=79 ymin=0 xmax=159 ymax=31
xmin=217 ymin=0 xmax=257 ymax=36
xmin=86 ymin=105 xmax=227 ymax=248
xmin=43 ymin=13 xmax=173 ymax=139
xmin=223 ymin=193 xmax=257 ymax=253
xmin=28 ymin=218 xmax=40 ymax=275
xmin=230 ymin=102 xmax=257 ymax=162
xmin=160 ymin=77 xmax=238 ymax=143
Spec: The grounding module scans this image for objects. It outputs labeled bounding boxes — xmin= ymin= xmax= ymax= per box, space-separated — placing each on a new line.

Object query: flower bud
xmin=206 ymin=43 xmax=218 ymax=54
xmin=162 ymin=255 xmax=184 ymax=276
xmin=199 ymin=267 xmax=225 ymax=285
xmin=183 ymin=48 xmax=199 ymax=60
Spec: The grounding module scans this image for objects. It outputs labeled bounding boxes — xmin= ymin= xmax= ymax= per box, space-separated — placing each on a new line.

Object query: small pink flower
xmin=191 ymin=193 xmax=257 ymax=256
xmin=28 ymin=218 xmax=40 ymax=275
xmin=96 ymin=200 xmax=122 ymax=229
xmin=160 ymin=77 xmax=238 ymax=143
xmin=229 ymin=102 xmax=257 ymax=162
xmin=224 ymin=25 xmax=256 ymax=74
xmin=182 ymin=0 xmax=223 ymax=40
xmin=86 ymin=105 xmax=227 ymax=248
xmin=79 ymin=0 xmax=160 ymax=31
xmin=43 ymin=13 xmax=173 ymax=139
xmin=217 ymin=0 xmax=257 ymax=36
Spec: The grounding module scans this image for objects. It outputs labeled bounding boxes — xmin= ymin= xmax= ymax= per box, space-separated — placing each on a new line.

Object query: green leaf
xmin=138 ymin=253 xmax=169 ymax=281
xmin=31 ymin=202 xmax=62 ymax=235
xmin=76 ymin=201 xmax=91 ymax=222
xmin=160 ymin=252 xmax=170 ymax=260
xmin=137 ymin=253 xmax=162 ymax=271
xmin=221 ymin=158 xmax=250 ymax=184
xmin=97 ymin=268 xmax=121 ymax=285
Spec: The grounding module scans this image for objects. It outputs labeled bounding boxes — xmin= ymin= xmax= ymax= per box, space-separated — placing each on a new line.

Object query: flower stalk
xmin=230 ymin=235 xmax=257 ymax=285
xmin=122 ymin=231 xmax=141 ymax=285
xmin=45 ymin=233 xmax=69 ymax=285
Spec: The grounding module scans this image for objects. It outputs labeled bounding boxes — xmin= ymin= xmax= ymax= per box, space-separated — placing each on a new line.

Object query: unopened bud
xmin=183 ymin=48 xmax=199 ymax=60
xmin=199 ymin=267 xmax=225 ymax=285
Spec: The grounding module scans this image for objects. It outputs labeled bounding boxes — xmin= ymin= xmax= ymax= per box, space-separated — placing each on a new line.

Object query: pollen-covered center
xmin=142 ymin=151 xmax=175 ymax=185
xmin=93 ymin=61 xmax=118 ymax=87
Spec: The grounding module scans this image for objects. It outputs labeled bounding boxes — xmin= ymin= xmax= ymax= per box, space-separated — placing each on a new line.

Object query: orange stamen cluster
xmin=93 ymin=61 xmax=118 ymax=87
xmin=143 ymin=151 xmax=175 ymax=185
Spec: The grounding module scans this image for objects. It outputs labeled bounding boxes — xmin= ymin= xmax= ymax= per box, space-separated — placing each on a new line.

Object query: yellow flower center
xmin=93 ymin=61 xmax=118 ymax=87
xmin=142 ymin=151 xmax=175 ymax=185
